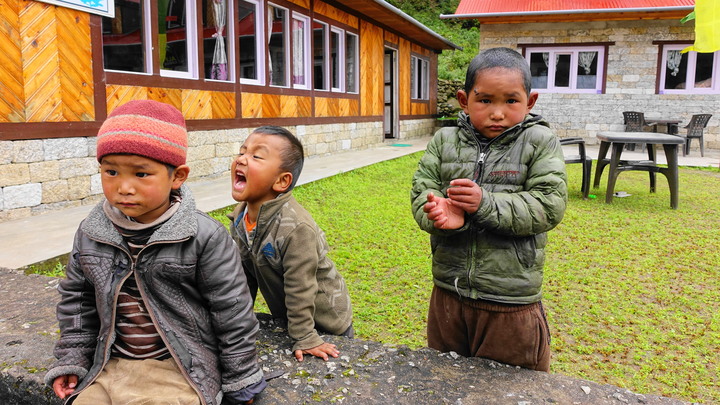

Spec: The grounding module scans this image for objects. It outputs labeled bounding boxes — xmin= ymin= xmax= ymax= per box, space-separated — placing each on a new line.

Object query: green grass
xmin=213 ymin=152 xmax=720 ymax=403
xmin=34 ymin=152 xmax=719 ymax=403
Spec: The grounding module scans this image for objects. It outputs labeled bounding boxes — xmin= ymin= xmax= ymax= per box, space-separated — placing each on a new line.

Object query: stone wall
xmin=0 ymin=268 xmax=687 ymax=405
xmin=0 ymin=120 xmax=428 ymax=223
xmin=479 ymin=19 xmax=720 ymax=147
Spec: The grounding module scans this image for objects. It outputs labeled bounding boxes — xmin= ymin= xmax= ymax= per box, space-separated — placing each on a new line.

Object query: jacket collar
xmin=230 ymin=192 xmax=293 ymax=237
xmin=81 ymin=184 xmax=198 ymax=245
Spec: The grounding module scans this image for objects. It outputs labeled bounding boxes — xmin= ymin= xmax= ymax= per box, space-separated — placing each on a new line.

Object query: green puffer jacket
xmin=411 ymin=113 xmax=567 ymax=304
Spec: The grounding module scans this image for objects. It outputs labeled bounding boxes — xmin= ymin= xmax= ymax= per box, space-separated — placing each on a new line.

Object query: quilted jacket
xmin=44 ymin=185 xmax=264 ymax=405
xmin=411 ymin=113 xmax=568 ymax=304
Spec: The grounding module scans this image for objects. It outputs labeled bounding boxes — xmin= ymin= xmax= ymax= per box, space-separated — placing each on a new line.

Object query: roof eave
xmin=440 ymin=6 xmax=693 ymax=20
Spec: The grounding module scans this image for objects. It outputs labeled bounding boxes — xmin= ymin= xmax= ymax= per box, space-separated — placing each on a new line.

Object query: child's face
xmin=231 ymin=133 xmax=292 ymax=204
xmin=458 ymin=67 xmax=538 ymax=139
xmin=100 ymin=154 xmax=188 ymax=224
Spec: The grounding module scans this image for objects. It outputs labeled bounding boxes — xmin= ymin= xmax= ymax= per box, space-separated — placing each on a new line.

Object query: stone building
xmin=443 ymin=0 xmax=718 ymax=147
xmin=0 ymin=0 xmax=458 ymax=222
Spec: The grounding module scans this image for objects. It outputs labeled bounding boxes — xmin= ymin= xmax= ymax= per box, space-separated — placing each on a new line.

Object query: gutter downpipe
xmin=440 ymin=6 xmax=694 ymax=19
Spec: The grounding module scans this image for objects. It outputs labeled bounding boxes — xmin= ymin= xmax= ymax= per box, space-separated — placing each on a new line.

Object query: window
xmin=203 ymin=0 xmax=233 ymax=81
xmin=268 ymin=3 xmax=289 ymax=87
xmin=238 ymin=0 xmax=264 ymax=84
xmin=659 ymin=45 xmax=719 ymax=94
xmin=330 ymin=27 xmax=344 ymax=92
xmin=160 ymin=0 xmax=198 ymax=78
xmin=524 ymin=46 xmax=606 ymax=93
xmin=102 ymin=0 xmax=151 ymax=73
xmin=291 ymin=13 xmax=311 ymax=89
xmin=345 ymin=32 xmax=358 ymax=93
xmin=411 ymin=55 xmax=429 ymax=100
xmin=313 ymin=20 xmax=328 ymax=91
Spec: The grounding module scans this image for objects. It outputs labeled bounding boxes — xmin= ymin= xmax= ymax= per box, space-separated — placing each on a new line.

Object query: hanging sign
xmin=35 ymin=0 xmax=115 ymax=18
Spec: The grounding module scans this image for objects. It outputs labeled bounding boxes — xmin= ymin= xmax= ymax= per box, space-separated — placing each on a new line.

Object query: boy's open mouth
xmin=234 ymin=171 xmax=247 ymax=191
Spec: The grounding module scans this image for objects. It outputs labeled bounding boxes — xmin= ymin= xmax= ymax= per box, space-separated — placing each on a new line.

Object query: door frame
xmin=383 ymin=46 xmax=399 ymax=139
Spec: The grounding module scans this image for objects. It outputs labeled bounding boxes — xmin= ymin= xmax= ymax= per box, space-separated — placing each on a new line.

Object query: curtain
xmin=292 ymin=19 xmax=304 ymax=85
xmin=210 ymin=0 xmax=228 ymax=80
xmin=267 ymin=5 xmax=274 ymax=73
xmin=578 ymin=52 xmax=596 ymax=74
xmin=666 ymin=50 xmax=682 ymax=76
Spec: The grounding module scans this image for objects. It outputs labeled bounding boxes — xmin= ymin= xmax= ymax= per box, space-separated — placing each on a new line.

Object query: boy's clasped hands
xmin=424 ymin=178 xmax=483 ymax=229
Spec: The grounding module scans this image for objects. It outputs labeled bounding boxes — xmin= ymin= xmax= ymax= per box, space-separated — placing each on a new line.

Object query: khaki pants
xmin=73 ymin=357 xmax=201 ymax=405
xmin=427 ymin=285 xmax=551 ymax=371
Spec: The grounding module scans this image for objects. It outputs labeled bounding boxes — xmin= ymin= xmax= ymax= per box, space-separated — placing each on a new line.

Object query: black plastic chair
xmin=623 ymin=111 xmax=651 ymax=151
xmin=560 ymin=137 xmax=591 ymax=199
xmin=682 ymin=114 xmax=712 ymax=156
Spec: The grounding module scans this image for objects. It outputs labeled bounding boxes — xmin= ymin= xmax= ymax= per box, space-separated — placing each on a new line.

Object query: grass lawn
xmin=210 ymin=152 xmax=719 ymax=404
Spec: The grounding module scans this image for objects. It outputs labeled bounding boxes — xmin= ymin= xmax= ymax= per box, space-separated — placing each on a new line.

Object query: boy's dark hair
xmin=253 ymin=125 xmax=304 ymax=191
xmin=464 ymin=47 xmax=532 ymax=96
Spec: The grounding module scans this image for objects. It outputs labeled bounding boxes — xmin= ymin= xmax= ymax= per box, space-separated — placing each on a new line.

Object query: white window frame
xmin=291 ymin=12 xmax=311 ymax=90
xmin=160 ymin=0 xmax=199 ymax=79
xmin=238 ymin=0 xmax=265 ymax=86
xmin=205 ymin=0 xmax=235 ymax=82
xmin=330 ymin=26 xmax=345 ymax=92
xmin=268 ymin=2 xmax=290 ymax=88
xmin=102 ymin=0 xmax=153 ymax=76
xmin=312 ymin=19 xmax=329 ymax=92
xmin=411 ymin=55 xmax=429 ymax=100
xmin=345 ymin=31 xmax=359 ymax=94
xmin=658 ymin=44 xmax=719 ymax=94
xmin=525 ymin=45 xmax=606 ymax=94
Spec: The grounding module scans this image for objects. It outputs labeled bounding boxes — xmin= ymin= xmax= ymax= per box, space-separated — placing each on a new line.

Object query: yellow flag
xmin=682 ymin=0 xmax=720 ymax=53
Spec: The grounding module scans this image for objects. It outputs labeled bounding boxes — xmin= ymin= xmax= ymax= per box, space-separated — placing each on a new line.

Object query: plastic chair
xmin=623 ymin=111 xmax=650 ymax=151
xmin=560 ymin=137 xmax=591 ymax=199
xmin=682 ymin=114 xmax=712 ymax=157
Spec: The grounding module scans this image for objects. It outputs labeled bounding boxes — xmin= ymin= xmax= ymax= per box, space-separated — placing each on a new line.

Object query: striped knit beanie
xmin=97 ymin=100 xmax=188 ymax=167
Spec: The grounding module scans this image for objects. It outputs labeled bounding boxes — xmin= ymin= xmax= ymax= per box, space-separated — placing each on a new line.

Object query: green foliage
xmin=210 ymin=153 xmax=720 ymax=404
xmin=386 ymin=0 xmax=480 ymax=80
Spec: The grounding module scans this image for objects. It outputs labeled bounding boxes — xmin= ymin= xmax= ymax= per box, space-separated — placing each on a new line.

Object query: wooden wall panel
xmin=280 ymin=95 xmax=312 ymax=118
xmin=287 ymin=0 xmax=310 ymax=9
xmin=0 ymin=0 xmax=24 ymax=123
xmin=57 ymin=7 xmax=93 ymax=121
xmin=314 ymin=1 xmax=358 ymax=28
xmin=211 ymin=91 xmax=236 ymax=119
xmin=241 ymin=93 xmax=262 ymax=118
xmin=20 ymin=1 xmax=63 ymax=122
xmin=399 ymin=38 xmax=411 ymax=116
xmin=182 ymin=89 xmax=212 ymax=120
xmin=315 ymin=97 xmax=328 ymax=117
xmin=360 ymin=21 xmax=383 ymax=116
xmin=261 ymin=94 xmax=280 ymax=118
xmin=148 ymin=87 xmax=182 ymax=109
xmin=411 ymin=102 xmax=429 ymax=115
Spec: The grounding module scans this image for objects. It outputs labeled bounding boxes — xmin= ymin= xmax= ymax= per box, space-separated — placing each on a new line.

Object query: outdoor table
xmin=645 ymin=118 xmax=682 ymax=134
xmin=593 ymin=131 xmax=685 ymax=209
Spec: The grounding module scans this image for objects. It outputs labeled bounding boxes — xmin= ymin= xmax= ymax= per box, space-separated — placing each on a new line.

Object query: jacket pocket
xmin=513 ymin=235 xmax=537 ymax=268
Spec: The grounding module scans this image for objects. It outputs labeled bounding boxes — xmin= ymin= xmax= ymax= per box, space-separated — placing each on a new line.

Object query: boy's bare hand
xmin=447 ymin=179 xmax=483 ymax=214
xmin=295 ymin=342 xmax=339 ymax=362
xmin=424 ymin=192 xmax=465 ymax=229
xmin=52 ymin=375 xmax=78 ymax=399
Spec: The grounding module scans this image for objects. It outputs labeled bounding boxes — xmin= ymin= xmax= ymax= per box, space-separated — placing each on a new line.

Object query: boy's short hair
xmin=253 ymin=126 xmax=304 ymax=191
xmin=464 ymin=47 xmax=532 ymax=96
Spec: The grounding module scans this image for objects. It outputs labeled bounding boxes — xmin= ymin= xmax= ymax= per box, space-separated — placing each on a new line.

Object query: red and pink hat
xmin=97 ymin=100 xmax=188 ymax=167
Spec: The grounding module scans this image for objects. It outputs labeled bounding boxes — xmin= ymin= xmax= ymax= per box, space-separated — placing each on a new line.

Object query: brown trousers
xmin=427 ymin=285 xmax=551 ymax=371
xmin=72 ymin=357 xmax=201 ymax=405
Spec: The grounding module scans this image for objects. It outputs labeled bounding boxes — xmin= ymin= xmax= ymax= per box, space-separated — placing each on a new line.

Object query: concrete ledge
xmin=0 ymin=269 xmax=687 ymax=405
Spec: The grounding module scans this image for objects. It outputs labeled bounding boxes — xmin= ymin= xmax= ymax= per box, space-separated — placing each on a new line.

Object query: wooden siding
xmin=0 ymin=0 xmax=24 ymax=123
xmin=360 ymin=20 xmax=384 ymax=116
xmin=314 ymin=1 xmax=358 ymax=28
xmin=399 ymin=38 xmax=411 ymax=116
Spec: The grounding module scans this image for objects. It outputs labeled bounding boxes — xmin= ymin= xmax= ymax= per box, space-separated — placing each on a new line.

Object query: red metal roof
xmin=453 ymin=0 xmax=694 ymax=15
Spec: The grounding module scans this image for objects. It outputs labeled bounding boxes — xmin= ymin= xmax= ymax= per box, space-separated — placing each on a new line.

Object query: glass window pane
xmin=292 ymin=18 xmax=306 ymax=86
xmin=238 ymin=1 xmax=257 ymax=81
xmin=576 ymin=51 xmax=597 ymax=89
xmin=410 ymin=56 xmax=416 ymax=99
xmin=664 ymin=50 xmax=688 ymax=90
xmin=345 ymin=33 xmax=357 ymax=93
xmin=269 ymin=5 xmax=287 ymax=86
xmin=330 ymin=30 xmax=340 ymax=89
xmin=529 ymin=52 xmax=548 ymax=89
xmin=102 ymin=0 xmax=146 ymax=72
xmin=694 ymin=52 xmax=714 ymax=88
xmin=554 ymin=54 xmax=571 ymax=88
xmin=313 ymin=21 xmax=327 ymax=90
xmin=161 ymin=0 xmax=189 ymax=72
xmin=204 ymin=0 xmax=229 ymax=80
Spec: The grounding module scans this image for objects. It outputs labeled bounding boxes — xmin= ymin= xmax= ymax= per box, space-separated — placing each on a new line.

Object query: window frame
xmin=312 ymin=19 xmax=330 ymax=92
xmin=160 ymin=0 xmax=199 ymax=79
xmin=410 ymin=54 xmax=430 ymax=100
xmin=291 ymin=12 xmax=312 ymax=90
xmin=267 ymin=2 xmax=290 ymax=88
xmin=101 ymin=0 xmax=153 ymax=75
xmin=345 ymin=31 xmax=359 ymax=94
xmin=522 ymin=44 xmax=608 ymax=94
xmin=657 ymin=43 xmax=719 ymax=94
xmin=237 ymin=0 xmax=265 ymax=86
xmin=330 ymin=26 xmax=345 ymax=93
xmin=203 ymin=0 xmax=235 ymax=82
